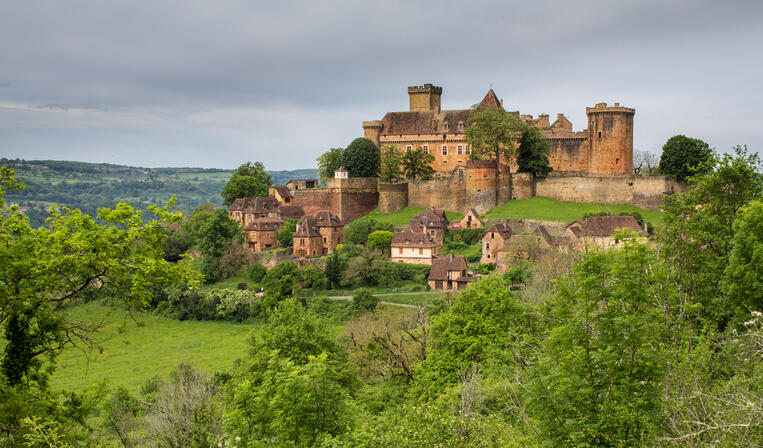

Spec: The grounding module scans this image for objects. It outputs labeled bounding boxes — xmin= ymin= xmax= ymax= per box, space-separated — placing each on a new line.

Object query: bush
xmin=504 ymin=261 xmax=531 ymax=284
xmin=352 ymin=288 xmax=379 ymax=313
xmin=213 ymin=289 xmax=263 ymax=322
xmin=445 ymin=228 xmax=485 ymax=245
xmin=246 ymin=264 xmax=267 ymax=283
xmin=379 ymin=262 xmax=431 ymax=287
xmin=476 ymin=263 xmax=496 ymax=275
xmin=367 ymin=230 xmax=394 ymax=251
xmin=301 ymin=265 xmax=328 ymax=290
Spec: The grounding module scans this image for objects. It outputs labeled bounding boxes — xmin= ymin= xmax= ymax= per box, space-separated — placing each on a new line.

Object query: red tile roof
xmin=391 ymin=228 xmax=440 ymax=248
xmin=428 ymin=255 xmax=468 ymax=281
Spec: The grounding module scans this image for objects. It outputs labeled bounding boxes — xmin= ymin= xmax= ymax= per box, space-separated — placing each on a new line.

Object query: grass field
xmin=51 ymin=302 xmax=256 ymax=394
xmin=484 ymin=197 xmax=663 ymax=226
xmin=360 ymin=207 xmax=463 ymax=226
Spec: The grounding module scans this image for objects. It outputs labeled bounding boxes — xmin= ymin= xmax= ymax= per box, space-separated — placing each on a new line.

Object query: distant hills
xmin=0 ymin=158 xmax=317 ymax=227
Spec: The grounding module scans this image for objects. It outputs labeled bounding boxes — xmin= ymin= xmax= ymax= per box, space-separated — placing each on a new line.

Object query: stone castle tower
xmin=586 ymin=103 xmax=635 ymax=175
xmin=407 ymin=83 xmax=442 ymax=113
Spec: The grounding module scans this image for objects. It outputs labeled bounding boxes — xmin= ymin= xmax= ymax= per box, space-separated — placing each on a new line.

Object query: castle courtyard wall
xmin=378 ymin=182 xmax=409 ymax=214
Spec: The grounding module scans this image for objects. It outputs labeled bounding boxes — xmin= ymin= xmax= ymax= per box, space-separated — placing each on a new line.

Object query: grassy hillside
xmin=361 ymin=206 xmax=463 ymax=227
xmin=484 ymin=196 xmax=663 ymax=226
xmin=51 ymin=302 xmax=255 ymax=394
xmin=1 ymin=158 xmax=316 ymax=227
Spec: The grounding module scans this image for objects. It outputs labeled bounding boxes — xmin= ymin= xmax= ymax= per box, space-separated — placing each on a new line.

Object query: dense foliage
xmin=342 ymin=138 xmax=380 ymax=178
xmin=220 ymin=162 xmax=273 ymax=206
xmin=401 ymin=148 xmax=435 ymax=180
xmin=379 ymin=144 xmax=403 ymax=182
xmin=316 ymin=147 xmax=345 ymax=184
xmin=516 ymin=127 xmax=552 ymax=177
xmin=658 ymin=135 xmax=713 ymax=181
xmin=464 ymin=105 xmax=526 ymax=162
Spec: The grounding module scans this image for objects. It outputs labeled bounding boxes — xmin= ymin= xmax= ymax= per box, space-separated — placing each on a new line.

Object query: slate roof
xmin=293 ymin=216 xmax=322 ymax=238
xmin=410 ymin=209 xmax=449 ymax=230
xmin=391 ymin=228 xmax=440 ymax=248
xmin=428 ymin=255 xmax=468 ymax=281
xmin=278 ymin=205 xmax=305 ymax=219
xmin=229 ymin=196 xmax=280 ymax=214
xmin=314 ymin=210 xmax=344 ymax=227
xmin=245 ymin=217 xmax=285 ymax=231
xmin=578 ymin=216 xmax=644 ymax=237
xmin=485 ymin=221 xmax=514 ymax=241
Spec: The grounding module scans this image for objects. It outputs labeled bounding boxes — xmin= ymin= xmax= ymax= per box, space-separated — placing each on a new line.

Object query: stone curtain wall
xmin=378 ymin=182 xmax=409 ymax=214
xmin=535 ymin=175 xmax=686 ymax=210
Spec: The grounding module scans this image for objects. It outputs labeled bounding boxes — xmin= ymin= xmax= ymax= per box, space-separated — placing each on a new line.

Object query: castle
xmin=363 ymin=84 xmax=634 ymax=176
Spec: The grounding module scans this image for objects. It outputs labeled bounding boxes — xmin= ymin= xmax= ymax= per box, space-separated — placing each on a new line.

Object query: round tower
xmin=586 ymin=102 xmax=635 ymax=175
xmin=465 ymin=160 xmax=498 ymax=214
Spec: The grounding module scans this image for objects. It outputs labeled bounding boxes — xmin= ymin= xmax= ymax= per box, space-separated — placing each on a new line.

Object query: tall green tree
xmin=317 ymin=147 xmax=345 ymax=184
xmin=0 ymin=167 xmax=201 ymax=441
xmin=464 ymin=106 xmax=526 ymax=163
xmin=401 ymin=148 xmax=435 ymax=180
xmin=343 ymin=138 xmax=380 ymax=178
xmin=660 ymin=146 xmax=762 ymax=328
xmin=516 ymin=127 xmax=552 ymax=177
xmin=366 ymin=230 xmax=394 ymax=251
xmin=324 ymin=251 xmax=347 ymax=289
xmin=194 ymin=208 xmax=243 ymax=259
xmin=379 ymin=144 xmax=403 ymax=182
xmin=658 ymin=135 xmax=713 ymax=181
xmin=221 ymin=161 xmax=272 ymax=206
xmin=530 ymin=235 xmax=670 ymax=448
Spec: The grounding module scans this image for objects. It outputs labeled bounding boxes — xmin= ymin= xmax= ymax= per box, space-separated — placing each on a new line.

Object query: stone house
xmin=244 ymin=217 xmax=284 ymax=252
xmin=428 ymin=254 xmax=474 ymax=290
xmin=410 ymin=208 xmax=449 ymax=243
xmin=566 ymin=215 xmax=645 ymax=249
xmin=286 ymin=179 xmax=317 ymax=191
xmin=293 ymin=210 xmax=344 ymax=258
xmin=481 ymin=221 xmax=514 ymax=264
xmin=390 ymin=228 xmax=441 ymax=265
xmin=269 ymin=185 xmax=294 ymax=206
xmin=229 ymin=196 xmax=281 ymax=226
xmin=455 ymin=208 xmax=483 ymax=229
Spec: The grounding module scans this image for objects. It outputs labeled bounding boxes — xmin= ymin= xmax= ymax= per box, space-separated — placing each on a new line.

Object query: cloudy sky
xmin=1 ymin=0 xmax=761 ymax=170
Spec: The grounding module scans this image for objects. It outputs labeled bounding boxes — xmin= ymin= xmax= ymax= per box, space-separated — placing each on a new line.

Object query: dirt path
xmin=326 ymin=295 xmax=422 ymax=309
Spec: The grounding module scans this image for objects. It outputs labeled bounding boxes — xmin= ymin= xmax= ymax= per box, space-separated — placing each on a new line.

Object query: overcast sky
xmin=1 ymin=0 xmax=761 ymax=170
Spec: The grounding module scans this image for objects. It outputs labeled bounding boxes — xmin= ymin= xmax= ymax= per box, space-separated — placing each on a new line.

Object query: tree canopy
xmin=379 ymin=144 xmax=403 ymax=182
xmin=317 ymin=147 xmax=345 ymax=184
xmin=658 ymin=135 xmax=713 ymax=181
xmin=402 ymin=148 xmax=435 ymax=180
xmin=220 ymin=161 xmax=272 ymax=206
xmin=343 ymin=138 xmax=380 ymax=178
xmin=464 ymin=106 xmax=526 ymax=163
xmin=516 ymin=127 xmax=552 ymax=177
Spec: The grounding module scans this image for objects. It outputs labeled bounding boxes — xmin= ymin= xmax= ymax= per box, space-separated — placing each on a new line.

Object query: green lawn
xmin=484 ymin=197 xmax=663 ymax=226
xmin=51 ymin=302 xmax=256 ymax=394
xmin=361 ymin=207 xmax=463 ymax=226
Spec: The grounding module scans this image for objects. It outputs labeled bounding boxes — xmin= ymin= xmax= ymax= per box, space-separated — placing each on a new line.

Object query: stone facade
xmin=390 ymin=228 xmax=440 ymax=265
xmin=364 ymin=84 xmax=634 ymax=177
xmin=428 ymin=255 xmax=473 ymax=290
xmin=244 ymin=217 xmax=284 ymax=252
xmin=481 ymin=221 xmax=514 ymax=264
xmin=293 ymin=211 xmax=344 ymax=258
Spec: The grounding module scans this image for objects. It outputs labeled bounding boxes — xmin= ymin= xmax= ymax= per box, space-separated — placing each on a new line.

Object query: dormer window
xmin=443 ymin=122 xmax=449 ymax=131
xmin=458 ymin=121 xmax=464 ymax=131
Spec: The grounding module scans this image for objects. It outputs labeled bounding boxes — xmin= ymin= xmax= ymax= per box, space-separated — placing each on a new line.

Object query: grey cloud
xmin=0 ymin=0 xmax=761 ymax=168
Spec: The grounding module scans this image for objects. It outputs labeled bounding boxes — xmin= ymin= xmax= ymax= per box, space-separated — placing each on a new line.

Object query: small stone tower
xmin=362 ymin=120 xmax=382 ymax=147
xmin=465 ymin=160 xmax=499 ymax=214
xmin=586 ymin=102 xmax=635 ymax=175
xmin=408 ymin=83 xmax=442 ymax=113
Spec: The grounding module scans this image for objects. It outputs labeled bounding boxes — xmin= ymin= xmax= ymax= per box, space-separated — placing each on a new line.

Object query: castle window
xmin=399 ymin=247 xmax=403 ymax=254
xmin=465 ymin=144 xmax=471 ymax=154
xmin=423 ymin=145 xmax=429 ymax=154
xmin=598 ymin=131 xmax=602 ymax=139
xmin=457 ymin=145 xmax=463 ymax=155
xmin=323 ymin=237 xmax=327 ymax=243
xmin=406 ymin=145 xmax=412 ymax=152
xmin=486 ymin=243 xmax=490 ymax=249
xmin=458 ymin=122 xmax=464 ymax=131
xmin=443 ymin=122 xmax=449 ymax=131
xmin=442 ymin=145 xmax=447 ymax=155
xmin=419 ymin=248 xmax=423 ymax=255
xmin=616 ymin=158 xmax=619 ymax=165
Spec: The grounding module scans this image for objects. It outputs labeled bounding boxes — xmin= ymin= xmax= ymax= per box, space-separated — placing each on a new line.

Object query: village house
xmin=229 ymin=196 xmax=281 ymax=226
xmin=269 ymin=185 xmax=293 ymax=205
xmin=390 ymin=228 xmax=441 ymax=265
xmin=455 ymin=208 xmax=483 ymax=229
xmin=481 ymin=221 xmax=514 ymax=264
xmin=244 ymin=217 xmax=284 ymax=252
xmin=410 ymin=208 xmax=449 ymax=243
xmin=286 ymin=179 xmax=317 ymax=190
xmin=293 ymin=210 xmax=344 ymax=258
xmin=427 ymin=254 xmax=474 ymax=290
xmin=566 ymin=215 xmax=645 ymax=249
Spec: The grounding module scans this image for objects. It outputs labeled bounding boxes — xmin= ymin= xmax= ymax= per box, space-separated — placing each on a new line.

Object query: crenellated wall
xmin=535 ymin=174 xmax=686 ymax=209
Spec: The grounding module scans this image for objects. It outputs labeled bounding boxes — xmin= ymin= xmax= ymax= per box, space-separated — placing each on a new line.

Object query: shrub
xmin=352 ymin=288 xmax=379 ymax=313
xmin=246 ymin=264 xmax=267 ymax=283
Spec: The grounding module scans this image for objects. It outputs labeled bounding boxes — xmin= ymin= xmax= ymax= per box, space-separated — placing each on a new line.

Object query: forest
xmin=0 ymin=147 xmax=761 ymax=447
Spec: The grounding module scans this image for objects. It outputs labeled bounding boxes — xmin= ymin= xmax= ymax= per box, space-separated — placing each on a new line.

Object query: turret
xmin=408 ymin=83 xmax=442 ymax=113
xmin=362 ymin=120 xmax=382 ymax=147
xmin=586 ymin=102 xmax=635 ymax=175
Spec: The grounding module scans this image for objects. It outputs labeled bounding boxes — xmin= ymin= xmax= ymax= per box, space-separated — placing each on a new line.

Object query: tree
xmin=401 ymin=148 xmax=435 ymax=180
xmin=352 ymin=288 xmax=379 ymax=313
xmin=721 ymin=200 xmax=763 ymax=328
xmin=324 ymin=251 xmax=347 ymax=289
xmin=379 ymin=144 xmax=403 ymax=182
xmin=317 ymin=147 xmax=345 ymax=184
xmin=276 ymin=218 xmax=297 ymax=248
xmin=633 ymin=149 xmax=659 ymax=176
xmin=367 ymin=230 xmax=394 ymax=251
xmin=658 ymin=135 xmax=713 ymax=181
xmin=220 ymin=161 xmax=272 ymax=206
xmin=0 ymin=167 xmax=201 ymax=440
xmin=660 ymin=146 xmax=762 ymax=328
xmin=346 ymin=248 xmax=385 ymax=286
xmin=194 ymin=208 xmax=243 ymax=259
xmin=530 ymin=236 xmax=669 ymax=447
xmin=516 ymin=127 xmax=552 ymax=177
xmin=464 ymin=106 xmax=526 ymax=163
xmin=262 ymin=262 xmax=301 ymax=306
xmin=344 ymin=218 xmax=394 ymax=246
xmin=343 ymin=138 xmax=380 ymax=178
